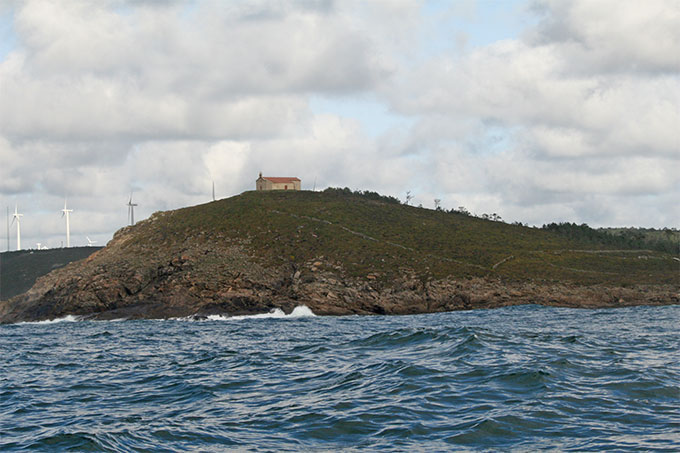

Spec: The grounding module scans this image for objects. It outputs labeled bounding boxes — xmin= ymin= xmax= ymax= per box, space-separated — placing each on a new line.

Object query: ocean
xmin=1 ymin=304 xmax=678 ymax=451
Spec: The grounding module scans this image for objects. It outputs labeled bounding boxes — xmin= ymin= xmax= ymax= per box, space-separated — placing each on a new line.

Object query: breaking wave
xmin=16 ymin=314 xmax=81 ymax=325
xmin=206 ymin=305 xmax=316 ymax=321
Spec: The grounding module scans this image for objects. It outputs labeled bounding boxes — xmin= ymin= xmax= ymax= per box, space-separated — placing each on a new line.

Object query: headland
xmin=0 ymin=190 xmax=677 ymax=323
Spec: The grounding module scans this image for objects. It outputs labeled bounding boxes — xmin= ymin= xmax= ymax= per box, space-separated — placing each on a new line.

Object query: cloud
xmin=382 ymin=0 xmax=679 ymax=225
xmin=529 ymin=0 xmax=680 ymax=75
xmin=1 ymin=0 xmax=390 ymax=143
xmin=0 ymin=0 xmax=678 ymax=250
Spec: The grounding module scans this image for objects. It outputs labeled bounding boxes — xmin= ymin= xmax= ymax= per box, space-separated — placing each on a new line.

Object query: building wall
xmin=256 ymin=178 xmax=272 ymax=191
xmin=256 ymin=178 xmax=300 ymax=191
xmin=270 ymin=181 xmax=301 ymax=190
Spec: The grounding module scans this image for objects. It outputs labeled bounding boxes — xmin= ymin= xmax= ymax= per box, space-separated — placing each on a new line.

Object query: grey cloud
xmin=15 ymin=0 xmax=385 ymax=94
xmin=530 ymin=0 xmax=680 ymax=75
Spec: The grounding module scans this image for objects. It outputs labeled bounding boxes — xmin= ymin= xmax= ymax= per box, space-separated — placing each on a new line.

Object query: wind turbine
xmin=11 ymin=204 xmax=23 ymax=251
xmin=127 ymin=193 xmax=138 ymax=225
xmin=86 ymin=236 xmax=98 ymax=246
xmin=61 ymin=199 xmax=73 ymax=248
xmin=212 ymin=180 xmax=216 ymax=202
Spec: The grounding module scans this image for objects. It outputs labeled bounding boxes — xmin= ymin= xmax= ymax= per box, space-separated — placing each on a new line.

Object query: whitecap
xmin=17 ymin=315 xmax=81 ymax=325
xmin=207 ymin=305 xmax=316 ymax=321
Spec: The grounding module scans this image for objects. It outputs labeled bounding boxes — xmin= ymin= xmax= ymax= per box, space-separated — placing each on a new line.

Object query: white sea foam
xmin=17 ymin=315 xmax=81 ymax=325
xmin=207 ymin=305 xmax=316 ymax=321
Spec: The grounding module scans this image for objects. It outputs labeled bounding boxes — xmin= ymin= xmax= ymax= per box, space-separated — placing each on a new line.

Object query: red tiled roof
xmin=262 ymin=177 xmax=301 ymax=183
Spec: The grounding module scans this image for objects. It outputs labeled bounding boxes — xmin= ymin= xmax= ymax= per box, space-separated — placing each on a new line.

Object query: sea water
xmin=1 ymin=305 xmax=678 ymax=451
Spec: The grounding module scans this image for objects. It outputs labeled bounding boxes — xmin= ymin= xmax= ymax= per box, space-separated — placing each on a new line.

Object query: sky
xmin=0 ymin=0 xmax=679 ymax=250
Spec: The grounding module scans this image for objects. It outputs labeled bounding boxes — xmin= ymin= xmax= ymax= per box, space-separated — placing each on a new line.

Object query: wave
xmin=348 ymin=326 xmax=482 ymax=350
xmin=3 ymin=305 xmax=679 ymax=452
xmin=205 ymin=305 xmax=316 ymax=321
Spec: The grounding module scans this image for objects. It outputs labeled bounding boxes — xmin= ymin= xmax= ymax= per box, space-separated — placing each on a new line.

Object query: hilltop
xmin=0 ymin=189 xmax=677 ymax=322
xmin=0 ymin=247 xmax=102 ymax=301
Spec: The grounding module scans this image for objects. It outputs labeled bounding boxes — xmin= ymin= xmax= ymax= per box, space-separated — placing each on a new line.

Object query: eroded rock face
xmin=0 ymin=220 xmax=677 ymax=323
xmin=1 ymin=245 xmax=677 ymax=323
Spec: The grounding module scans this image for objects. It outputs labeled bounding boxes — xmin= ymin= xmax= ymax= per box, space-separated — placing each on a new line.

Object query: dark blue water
xmin=1 ymin=305 xmax=678 ymax=452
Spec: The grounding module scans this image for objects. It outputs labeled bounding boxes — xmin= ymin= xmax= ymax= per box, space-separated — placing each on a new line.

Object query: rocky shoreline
xmin=1 ymin=240 xmax=676 ymax=324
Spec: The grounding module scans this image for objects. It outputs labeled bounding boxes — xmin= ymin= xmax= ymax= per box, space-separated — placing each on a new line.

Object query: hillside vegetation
xmin=540 ymin=223 xmax=679 ymax=255
xmin=599 ymin=227 xmax=679 ymax=254
xmin=130 ymin=189 xmax=676 ymax=287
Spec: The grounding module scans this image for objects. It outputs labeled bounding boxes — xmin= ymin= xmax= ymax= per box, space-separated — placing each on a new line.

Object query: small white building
xmin=256 ymin=173 xmax=301 ymax=191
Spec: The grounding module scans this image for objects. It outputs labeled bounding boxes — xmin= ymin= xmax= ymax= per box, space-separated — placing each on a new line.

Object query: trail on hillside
xmin=271 ymin=209 xmax=490 ymax=272
xmin=269 ymin=210 xmax=670 ymax=277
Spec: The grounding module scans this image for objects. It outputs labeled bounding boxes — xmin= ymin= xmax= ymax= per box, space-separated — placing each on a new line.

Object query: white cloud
xmin=382 ymin=0 xmax=679 ymax=226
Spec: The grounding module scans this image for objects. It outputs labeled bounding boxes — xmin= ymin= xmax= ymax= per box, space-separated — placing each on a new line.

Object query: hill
xmin=0 ymin=190 xmax=677 ymax=322
xmin=0 ymin=247 xmax=102 ymax=301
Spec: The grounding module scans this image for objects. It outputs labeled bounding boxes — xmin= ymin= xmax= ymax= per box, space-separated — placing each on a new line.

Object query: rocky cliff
xmin=1 ymin=190 xmax=677 ymax=323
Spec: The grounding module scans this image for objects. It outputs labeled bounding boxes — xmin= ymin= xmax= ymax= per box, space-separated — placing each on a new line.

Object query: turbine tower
xmin=61 ymin=199 xmax=73 ymax=248
xmin=127 ymin=193 xmax=138 ymax=226
xmin=11 ymin=204 xmax=23 ymax=251
xmin=6 ymin=206 xmax=10 ymax=252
